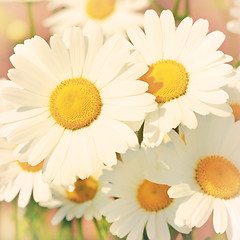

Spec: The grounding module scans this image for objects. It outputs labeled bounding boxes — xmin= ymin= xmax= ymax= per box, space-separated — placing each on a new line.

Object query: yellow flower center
xmin=140 ymin=60 xmax=189 ymax=103
xmin=17 ymin=160 xmax=44 ymax=172
xmin=230 ymin=104 xmax=240 ymax=122
xmin=86 ymin=0 xmax=116 ymax=20
xmin=137 ymin=180 xmax=173 ymax=211
xmin=196 ymin=155 xmax=240 ymax=199
xmin=66 ymin=177 xmax=98 ymax=203
xmin=49 ymin=78 xmax=102 ymax=130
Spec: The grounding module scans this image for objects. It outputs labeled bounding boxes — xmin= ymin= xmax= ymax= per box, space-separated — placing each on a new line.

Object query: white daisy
xmin=227 ymin=0 xmax=240 ymax=34
xmin=0 ymin=137 xmax=51 ymax=208
xmin=156 ymin=114 xmax=240 ymax=239
xmin=127 ymin=9 xmax=233 ymax=147
xmin=224 ymin=67 xmax=240 ymax=121
xmin=40 ymin=169 xmax=110 ymax=225
xmin=45 ymin=0 xmax=149 ymax=35
xmin=101 ymin=148 xmax=191 ymax=240
xmin=0 ymin=23 xmax=156 ymax=186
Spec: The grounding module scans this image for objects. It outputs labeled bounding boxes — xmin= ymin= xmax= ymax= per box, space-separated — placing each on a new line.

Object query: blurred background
xmin=0 ymin=0 xmax=238 ymax=239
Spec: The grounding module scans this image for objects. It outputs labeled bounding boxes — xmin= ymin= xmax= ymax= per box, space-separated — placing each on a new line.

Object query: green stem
xmin=93 ymin=218 xmax=104 ymax=240
xmin=150 ymin=0 xmax=165 ymax=12
xmin=182 ymin=233 xmax=192 ymax=240
xmin=14 ymin=200 xmax=19 ymax=240
xmin=26 ymin=2 xmax=35 ymax=37
xmin=173 ymin=0 xmax=181 ymax=16
xmin=185 ymin=0 xmax=190 ymax=16
xmin=78 ymin=218 xmax=84 ymax=240
xmin=143 ymin=228 xmax=149 ymax=240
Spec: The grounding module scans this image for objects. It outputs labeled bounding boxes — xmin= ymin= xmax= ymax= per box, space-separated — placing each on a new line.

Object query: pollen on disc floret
xmin=196 ymin=155 xmax=240 ymax=199
xmin=49 ymin=78 xmax=102 ymax=130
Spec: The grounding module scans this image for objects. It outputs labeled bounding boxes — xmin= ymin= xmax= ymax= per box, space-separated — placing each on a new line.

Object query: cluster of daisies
xmin=1 ymin=0 xmax=240 ymax=239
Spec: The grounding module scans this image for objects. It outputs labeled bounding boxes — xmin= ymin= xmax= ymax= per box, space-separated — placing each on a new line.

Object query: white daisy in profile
xmin=224 ymin=67 xmax=240 ymax=121
xmin=227 ymin=0 xmax=240 ymax=34
xmin=40 ymin=169 xmax=110 ymax=225
xmin=127 ymin=9 xmax=233 ymax=147
xmin=0 ymin=23 xmax=156 ymax=186
xmin=0 ymin=137 xmax=51 ymax=208
xmin=162 ymin=114 xmax=240 ymax=239
xmin=45 ymin=0 xmax=149 ymax=35
xmin=101 ymin=148 xmax=191 ymax=240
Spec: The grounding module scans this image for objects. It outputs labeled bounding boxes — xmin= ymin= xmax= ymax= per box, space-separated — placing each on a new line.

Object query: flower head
xmin=45 ymin=0 xmax=149 ymax=35
xmin=101 ymin=148 xmax=191 ymax=240
xmin=0 ymin=23 xmax=156 ymax=186
xmin=153 ymin=114 xmax=240 ymax=239
xmin=128 ymin=9 xmax=232 ymax=147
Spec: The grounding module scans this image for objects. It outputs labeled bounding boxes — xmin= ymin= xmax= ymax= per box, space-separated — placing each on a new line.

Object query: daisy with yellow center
xmin=40 ymin=169 xmax=110 ymax=225
xmin=151 ymin=114 xmax=240 ymax=238
xmin=0 ymin=137 xmax=51 ymax=208
xmin=223 ymin=67 xmax=240 ymax=121
xmin=45 ymin=0 xmax=149 ymax=35
xmin=127 ymin=9 xmax=232 ymax=147
xmin=227 ymin=0 xmax=240 ymax=34
xmin=101 ymin=148 xmax=191 ymax=240
xmin=0 ymin=23 xmax=156 ymax=186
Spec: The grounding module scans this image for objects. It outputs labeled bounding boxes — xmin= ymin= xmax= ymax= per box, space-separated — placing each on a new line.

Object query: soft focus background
xmin=0 ymin=0 xmax=238 ymax=239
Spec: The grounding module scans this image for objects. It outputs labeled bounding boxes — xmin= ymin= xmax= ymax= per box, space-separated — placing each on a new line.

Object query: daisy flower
xmin=154 ymin=114 xmax=240 ymax=239
xmin=40 ymin=169 xmax=110 ymax=225
xmin=227 ymin=0 xmax=240 ymax=34
xmin=0 ymin=137 xmax=51 ymax=208
xmin=127 ymin=9 xmax=233 ymax=147
xmin=45 ymin=0 xmax=149 ymax=35
xmin=101 ymin=148 xmax=191 ymax=240
xmin=224 ymin=67 xmax=240 ymax=121
xmin=0 ymin=23 xmax=156 ymax=186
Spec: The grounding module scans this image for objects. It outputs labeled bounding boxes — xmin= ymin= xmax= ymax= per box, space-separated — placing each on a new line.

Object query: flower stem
xmin=150 ymin=0 xmax=165 ymax=12
xmin=182 ymin=233 xmax=192 ymax=240
xmin=173 ymin=0 xmax=181 ymax=16
xmin=77 ymin=218 xmax=84 ymax=240
xmin=93 ymin=218 xmax=104 ymax=240
xmin=14 ymin=200 xmax=19 ymax=240
xmin=185 ymin=0 xmax=190 ymax=16
xmin=26 ymin=2 xmax=35 ymax=37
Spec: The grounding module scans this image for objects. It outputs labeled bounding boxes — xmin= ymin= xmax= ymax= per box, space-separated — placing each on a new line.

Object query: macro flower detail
xmin=101 ymin=148 xmax=190 ymax=240
xmin=196 ymin=155 xmax=240 ymax=199
xmin=0 ymin=23 xmax=156 ymax=186
xmin=41 ymin=170 xmax=110 ymax=225
xmin=49 ymin=78 xmax=102 ymax=130
xmin=45 ymin=0 xmax=149 ymax=35
xmin=128 ymin=9 xmax=233 ymax=147
xmin=0 ymin=138 xmax=51 ymax=208
xmin=161 ymin=115 xmax=240 ymax=238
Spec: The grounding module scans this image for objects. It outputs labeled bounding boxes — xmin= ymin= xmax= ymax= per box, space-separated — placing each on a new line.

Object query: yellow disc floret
xmin=196 ymin=155 xmax=240 ymax=199
xmin=67 ymin=177 xmax=98 ymax=204
xmin=230 ymin=104 xmax=240 ymax=122
xmin=137 ymin=179 xmax=173 ymax=211
xmin=49 ymin=78 xmax=102 ymax=130
xmin=140 ymin=60 xmax=189 ymax=103
xmin=86 ymin=0 xmax=115 ymax=20
xmin=18 ymin=160 xmax=44 ymax=173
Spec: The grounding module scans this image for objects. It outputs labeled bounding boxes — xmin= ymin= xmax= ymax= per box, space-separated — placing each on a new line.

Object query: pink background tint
xmin=0 ymin=0 xmax=237 ymax=239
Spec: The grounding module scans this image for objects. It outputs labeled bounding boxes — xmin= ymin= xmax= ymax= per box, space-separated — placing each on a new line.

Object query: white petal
xmin=18 ymin=173 xmax=33 ymax=208
xmin=213 ymin=198 xmax=228 ymax=234
xmin=82 ymin=21 xmax=103 ymax=79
